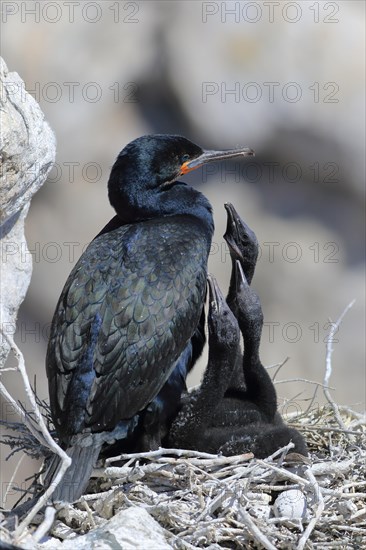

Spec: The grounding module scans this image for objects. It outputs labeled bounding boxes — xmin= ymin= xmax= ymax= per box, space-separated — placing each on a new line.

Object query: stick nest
xmin=2 ymin=404 xmax=365 ymax=550
xmin=1 ymin=302 xmax=364 ymax=549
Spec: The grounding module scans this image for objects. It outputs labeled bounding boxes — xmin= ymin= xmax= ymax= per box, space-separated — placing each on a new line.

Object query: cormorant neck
xmin=194 ymin=351 xmax=237 ymax=425
xmin=109 ymin=166 xmax=214 ymax=237
xmin=242 ymin=321 xmax=262 ymax=369
xmin=226 ymin=258 xmax=238 ymax=315
xmin=194 ymin=315 xmax=240 ymax=422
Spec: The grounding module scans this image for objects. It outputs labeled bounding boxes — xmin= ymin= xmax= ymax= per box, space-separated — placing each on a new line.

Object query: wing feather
xmin=47 ymin=217 xmax=208 ymax=438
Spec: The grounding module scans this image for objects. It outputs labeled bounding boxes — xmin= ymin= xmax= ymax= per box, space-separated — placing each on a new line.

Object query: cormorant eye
xmin=182 ymin=154 xmax=190 ymax=162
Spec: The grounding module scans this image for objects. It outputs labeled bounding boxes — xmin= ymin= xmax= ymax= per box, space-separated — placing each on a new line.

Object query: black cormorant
xmin=45 ymin=135 xmax=254 ymax=501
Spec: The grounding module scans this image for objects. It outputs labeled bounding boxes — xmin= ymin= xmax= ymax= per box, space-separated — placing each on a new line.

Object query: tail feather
xmin=44 ymin=419 xmax=139 ymax=502
xmin=45 ymin=444 xmax=101 ymax=503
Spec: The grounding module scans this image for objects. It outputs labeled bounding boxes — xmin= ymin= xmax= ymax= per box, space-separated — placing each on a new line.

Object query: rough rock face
xmin=42 ymin=507 xmax=173 ymax=549
xmin=0 ymin=57 xmax=56 ymax=366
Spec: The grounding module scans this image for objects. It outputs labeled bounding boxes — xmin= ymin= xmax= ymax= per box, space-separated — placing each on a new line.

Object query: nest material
xmin=1 ymin=300 xmax=365 ymax=549
xmin=2 ymin=404 xmax=363 ymax=550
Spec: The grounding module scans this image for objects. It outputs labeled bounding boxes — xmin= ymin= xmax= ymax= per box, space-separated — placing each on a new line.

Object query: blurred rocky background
xmin=1 ymin=1 xmax=364 ymax=507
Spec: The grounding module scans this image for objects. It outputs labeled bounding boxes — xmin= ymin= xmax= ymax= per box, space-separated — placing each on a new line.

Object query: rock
xmin=166 ymin=3 xmax=364 ymax=195
xmin=0 ymin=526 xmax=39 ymax=550
xmin=273 ymin=489 xmax=307 ymax=521
xmin=0 ymin=56 xmax=55 ymax=366
xmin=40 ymin=507 xmax=173 ymax=549
xmin=0 ymin=57 xmax=56 ymax=225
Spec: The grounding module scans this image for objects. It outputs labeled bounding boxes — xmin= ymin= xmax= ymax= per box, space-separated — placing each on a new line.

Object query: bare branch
xmin=323 ymin=300 xmax=356 ymax=438
xmin=0 ymin=331 xmax=71 ymax=538
xmin=297 ymin=469 xmax=324 ymax=550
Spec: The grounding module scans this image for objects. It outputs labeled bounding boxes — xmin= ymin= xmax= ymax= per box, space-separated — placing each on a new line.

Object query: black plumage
xmin=168 ymin=204 xmax=308 ymax=458
xmin=216 ymin=260 xmax=307 ymax=458
xmin=48 ymin=216 xmax=209 ymax=435
xmin=167 ymin=274 xmax=241 ymax=451
xmin=45 ymin=135 xmax=254 ymax=501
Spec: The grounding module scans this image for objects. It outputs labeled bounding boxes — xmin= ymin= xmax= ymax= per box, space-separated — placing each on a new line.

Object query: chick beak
xmin=207 ymin=274 xmax=226 ymax=316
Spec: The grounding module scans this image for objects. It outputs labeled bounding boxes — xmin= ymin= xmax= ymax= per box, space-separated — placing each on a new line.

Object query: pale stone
xmin=0 ymin=56 xmax=56 ymax=366
xmin=40 ymin=507 xmax=173 ymax=550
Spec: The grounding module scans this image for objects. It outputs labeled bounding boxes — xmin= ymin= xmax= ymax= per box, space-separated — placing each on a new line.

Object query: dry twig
xmin=0 ymin=332 xmax=71 ymax=538
xmin=323 ymin=300 xmax=355 ymax=438
xmin=1 ymin=301 xmax=365 ymax=549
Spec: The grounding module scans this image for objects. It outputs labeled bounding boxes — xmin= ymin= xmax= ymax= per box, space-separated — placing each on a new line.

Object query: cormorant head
xmin=108 ymin=135 xmax=254 ymax=223
xmin=207 ymin=274 xmax=239 ymax=354
xmin=224 ymin=203 xmax=258 ymax=264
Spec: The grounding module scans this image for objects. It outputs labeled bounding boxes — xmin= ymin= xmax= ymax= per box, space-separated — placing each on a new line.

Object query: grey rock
xmin=0 ymin=57 xmax=56 ymax=367
xmin=40 ymin=507 xmax=173 ymax=549
xmin=0 ymin=57 xmax=56 ymax=224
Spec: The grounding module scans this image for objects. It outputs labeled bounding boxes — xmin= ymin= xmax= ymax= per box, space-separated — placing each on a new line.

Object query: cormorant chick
xmin=214 ymin=204 xmax=306 ymax=452
xmin=167 ymin=275 xmax=240 ymax=450
xmin=45 ymin=135 xmax=254 ymax=502
xmin=217 ymin=261 xmax=308 ymax=458
xmin=168 ymin=206 xmax=307 ymax=458
xmin=221 ymin=202 xmax=259 ymax=396
xmin=224 ymin=202 xmax=259 ymax=308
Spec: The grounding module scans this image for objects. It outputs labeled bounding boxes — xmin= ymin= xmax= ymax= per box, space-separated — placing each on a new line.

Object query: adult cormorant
xmin=45 ymin=135 xmax=254 ymax=501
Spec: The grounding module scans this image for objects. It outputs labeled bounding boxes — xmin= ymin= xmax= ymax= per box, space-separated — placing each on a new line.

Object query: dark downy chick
xmin=168 ymin=204 xmax=307 ymax=458
xmin=167 ymin=275 xmax=240 ymax=451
